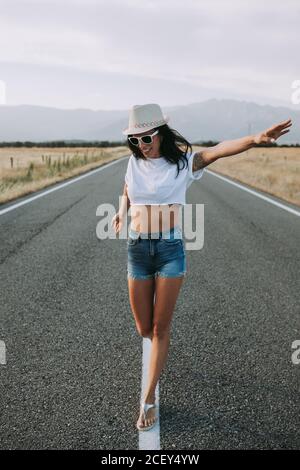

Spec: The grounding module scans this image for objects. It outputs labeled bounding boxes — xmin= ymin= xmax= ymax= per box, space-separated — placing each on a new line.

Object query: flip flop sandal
xmin=136 ymin=403 xmax=157 ymax=431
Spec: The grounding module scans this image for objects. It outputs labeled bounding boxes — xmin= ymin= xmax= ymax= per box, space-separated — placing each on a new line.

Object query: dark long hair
xmin=126 ymin=124 xmax=192 ymax=178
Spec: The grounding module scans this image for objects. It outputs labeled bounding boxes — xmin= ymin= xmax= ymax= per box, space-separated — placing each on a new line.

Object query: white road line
xmin=139 ymin=338 xmax=160 ymax=450
xmin=0 ymin=156 xmax=129 ymax=217
xmin=206 ymin=169 xmax=300 ymax=217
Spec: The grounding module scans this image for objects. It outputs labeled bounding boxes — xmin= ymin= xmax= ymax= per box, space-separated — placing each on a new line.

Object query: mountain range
xmin=0 ymin=99 xmax=299 ymax=143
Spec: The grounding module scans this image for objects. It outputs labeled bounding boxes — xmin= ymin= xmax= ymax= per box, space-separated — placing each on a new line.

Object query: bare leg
xmin=127 ymin=277 xmax=155 ymax=338
xmin=137 ymin=275 xmax=185 ymax=429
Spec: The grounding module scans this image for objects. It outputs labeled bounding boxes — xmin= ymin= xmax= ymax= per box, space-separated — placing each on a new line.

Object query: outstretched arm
xmin=193 ymin=118 xmax=292 ymax=171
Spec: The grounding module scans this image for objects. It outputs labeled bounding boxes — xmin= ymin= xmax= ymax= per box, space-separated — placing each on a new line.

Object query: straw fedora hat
xmin=122 ymin=103 xmax=170 ymax=136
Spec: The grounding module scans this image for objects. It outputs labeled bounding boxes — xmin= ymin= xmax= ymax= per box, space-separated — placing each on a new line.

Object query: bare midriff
xmin=129 ymin=204 xmax=182 ymax=234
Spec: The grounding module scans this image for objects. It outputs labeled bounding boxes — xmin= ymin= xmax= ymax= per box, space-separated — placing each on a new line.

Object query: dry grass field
xmin=193 ymin=145 xmax=300 ymax=207
xmin=0 ymin=146 xmax=128 ymax=204
xmin=0 ymin=145 xmax=299 ymax=207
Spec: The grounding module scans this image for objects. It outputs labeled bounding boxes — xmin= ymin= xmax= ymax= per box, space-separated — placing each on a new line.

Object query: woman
xmin=111 ymin=103 xmax=291 ymax=431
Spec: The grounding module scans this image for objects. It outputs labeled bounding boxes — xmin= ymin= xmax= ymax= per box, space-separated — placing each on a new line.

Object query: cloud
xmin=0 ymin=0 xmax=299 ymax=109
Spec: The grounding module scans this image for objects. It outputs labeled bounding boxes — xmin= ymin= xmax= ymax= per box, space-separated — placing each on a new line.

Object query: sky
xmin=0 ymin=0 xmax=299 ymax=111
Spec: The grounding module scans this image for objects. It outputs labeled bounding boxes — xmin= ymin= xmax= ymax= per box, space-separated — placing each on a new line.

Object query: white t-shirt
xmin=125 ymin=151 xmax=204 ymax=205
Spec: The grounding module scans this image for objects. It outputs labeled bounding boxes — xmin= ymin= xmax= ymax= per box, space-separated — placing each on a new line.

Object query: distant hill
xmin=0 ymin=99 xmax=299 ymax=143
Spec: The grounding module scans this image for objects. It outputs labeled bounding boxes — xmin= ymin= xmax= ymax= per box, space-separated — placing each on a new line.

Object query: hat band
xmin=134 ymin=118 xmax=166 ymax=129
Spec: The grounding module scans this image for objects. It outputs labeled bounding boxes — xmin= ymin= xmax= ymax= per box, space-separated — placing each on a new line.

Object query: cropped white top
xmin=125 ymin=151 xmax=204 ymax=205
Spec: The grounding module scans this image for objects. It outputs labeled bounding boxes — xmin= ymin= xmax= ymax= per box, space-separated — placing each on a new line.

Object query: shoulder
xmin=127 ymin=153 xmax=135 ymax=166
xmin=125 ymin=154 xmax=134 ymax=180
xmin=129 ymin=153 xmax=140 ymax=164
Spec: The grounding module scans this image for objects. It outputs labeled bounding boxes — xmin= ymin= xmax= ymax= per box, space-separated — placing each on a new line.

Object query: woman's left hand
xmin=254 ymin=118 xmax=292 ymax=144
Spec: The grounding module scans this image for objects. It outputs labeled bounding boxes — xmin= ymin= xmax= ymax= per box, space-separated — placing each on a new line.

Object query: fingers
xmin=268 ymin=119 xmax=292 ymax=133
xmin=277 ymin=119 xmax=292 ymax=130
xmin=112 ymin=220 xmax=123 ymax=234
xmin=111 ymin=214 xmax=120 ymax=229
xmin=269 ymin=129 xmax=290 ymax=142
xmin=277 ymin=118 xmax=292 ymax=127
xmin=111 ymin=216 xmax=118 ymax=232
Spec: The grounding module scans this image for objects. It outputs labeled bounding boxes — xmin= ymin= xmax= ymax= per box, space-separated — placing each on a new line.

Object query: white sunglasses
xmin=128 ymin=130 xmax=159 ymax=146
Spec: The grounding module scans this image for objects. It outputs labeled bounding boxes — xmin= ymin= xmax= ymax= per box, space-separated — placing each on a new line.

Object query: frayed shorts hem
xmin=127 ymin=271 xmax=187 ymax=280
xmin=127 ymin=273 xmax=154 ymax=280
xmin=156 ymin=272 xmax=187 ymax=278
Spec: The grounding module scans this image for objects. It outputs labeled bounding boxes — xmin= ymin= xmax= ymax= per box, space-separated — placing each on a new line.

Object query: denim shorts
xmin=127 ymin=225 xmax=187 ymax=280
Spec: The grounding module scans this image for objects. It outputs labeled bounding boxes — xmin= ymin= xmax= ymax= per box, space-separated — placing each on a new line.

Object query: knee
xmin=137 ymin=325 xmax=153 ymax=339
xmin=152 ymin=323 xmax=170 ymax=339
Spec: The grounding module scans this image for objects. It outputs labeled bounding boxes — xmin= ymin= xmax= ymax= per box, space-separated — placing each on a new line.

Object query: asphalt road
xmin=0 ymin=155 xmax=299 ymax=450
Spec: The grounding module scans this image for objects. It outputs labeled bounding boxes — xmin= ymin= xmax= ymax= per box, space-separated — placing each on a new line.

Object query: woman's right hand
xmin=111 ymin=212 xmax=124 ymax=234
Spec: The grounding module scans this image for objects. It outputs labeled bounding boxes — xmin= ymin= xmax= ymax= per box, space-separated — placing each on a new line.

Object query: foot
xmin=136 ymin=402 xmax=157 ymax=431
